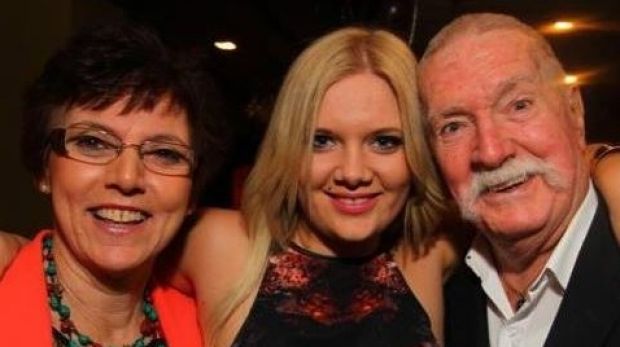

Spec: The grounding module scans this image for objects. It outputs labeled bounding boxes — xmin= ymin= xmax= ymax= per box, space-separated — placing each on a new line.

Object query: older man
xmin=419 ymin=13 xmax=620 ymax=347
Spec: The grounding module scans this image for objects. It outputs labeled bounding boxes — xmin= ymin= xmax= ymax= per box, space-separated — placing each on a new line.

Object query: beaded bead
xmin=46 ymin=261 xmax=57 ymax=275
xmin=77 ymin=333 xmax=91 ymax=345
xmin=49 ymin=294 xmax=60 ymax=309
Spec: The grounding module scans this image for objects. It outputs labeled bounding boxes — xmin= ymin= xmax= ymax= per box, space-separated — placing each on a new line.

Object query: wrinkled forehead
xmin=423 ymin=30 xmax=537 ymax=82
xmin=420 ymin=30 xmax=545 ymax=109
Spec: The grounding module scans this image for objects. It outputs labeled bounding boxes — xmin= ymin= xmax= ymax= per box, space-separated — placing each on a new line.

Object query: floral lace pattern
xmin=232 ymin=244 xmax=437 ymax=347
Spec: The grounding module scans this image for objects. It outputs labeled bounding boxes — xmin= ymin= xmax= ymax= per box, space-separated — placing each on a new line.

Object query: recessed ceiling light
xmin=214 ymin=41 xmax=237 ymax=51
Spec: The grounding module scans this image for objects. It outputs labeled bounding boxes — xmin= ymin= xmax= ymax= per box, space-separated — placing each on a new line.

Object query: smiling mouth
xmin=326 ymin=192 xmax=380 ymax=214
xmin=483 ymin=173 xmax=532 ymax=194
xmin=90 ymin=208 xmax=150 ymax=224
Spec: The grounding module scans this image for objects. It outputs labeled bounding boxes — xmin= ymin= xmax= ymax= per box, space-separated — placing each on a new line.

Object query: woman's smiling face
xmin=44 ymin=97 xmax=193 ymax=275
xmin=296 ymin=72 xmax=411 ymax=257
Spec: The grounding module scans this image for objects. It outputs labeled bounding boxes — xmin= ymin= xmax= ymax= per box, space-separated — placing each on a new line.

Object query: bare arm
xmin=589 ymin=144 xmax=620 ymax=242
xmin=397 ymin=229 xmax=463 ymax=346
xmin=0 ymin=231 xmax=28 ymax=276
xmin=175 ymin=208 xmax=252 ymax=346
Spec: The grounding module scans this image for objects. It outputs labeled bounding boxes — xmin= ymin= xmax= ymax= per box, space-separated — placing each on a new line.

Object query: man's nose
xmin=471 ymin=117 xmax=515 ymax=169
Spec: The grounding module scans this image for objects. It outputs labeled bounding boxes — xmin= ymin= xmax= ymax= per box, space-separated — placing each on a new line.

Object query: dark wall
xmin=0 ymin=0 xmax=122 ymax=236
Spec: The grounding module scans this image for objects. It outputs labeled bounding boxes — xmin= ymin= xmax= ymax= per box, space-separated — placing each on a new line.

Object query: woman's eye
xmin=312 ymin=134 xmax=335 ymax=151
xmin=71 ymin=135 xmax=113 ymax=151
xmin=147 ymin=148 xmax=186 ymax=165
xmin=371 ymin=135 xmax=403 ymax=152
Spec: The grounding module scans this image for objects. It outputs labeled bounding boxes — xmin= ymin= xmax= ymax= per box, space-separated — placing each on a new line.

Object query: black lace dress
xmin=232 ymin=243 xmax=437 ymax=347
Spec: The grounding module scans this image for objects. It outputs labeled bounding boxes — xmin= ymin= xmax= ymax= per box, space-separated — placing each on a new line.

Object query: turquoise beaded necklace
xmin=42 ymin=235 xmax=166 ymax=347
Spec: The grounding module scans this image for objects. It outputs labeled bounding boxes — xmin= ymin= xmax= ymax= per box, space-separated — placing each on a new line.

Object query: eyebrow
xmin=67 ymin=121 xmax=190 ymax=146
xmin=313 ymin=126 xmax=404 ymax=135
xmin=490 ymin=75 xmax=537 ymax=109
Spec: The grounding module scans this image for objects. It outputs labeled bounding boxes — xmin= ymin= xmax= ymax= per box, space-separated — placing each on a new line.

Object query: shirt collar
xmin=544 ymin=182 xmax=597 ymax=290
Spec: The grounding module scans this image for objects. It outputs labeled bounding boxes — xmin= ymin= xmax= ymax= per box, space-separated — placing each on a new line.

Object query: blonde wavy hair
xmin=210 ymin=26 xmax=448 ymax=344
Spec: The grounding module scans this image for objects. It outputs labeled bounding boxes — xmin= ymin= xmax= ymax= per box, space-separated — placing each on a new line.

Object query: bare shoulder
xmin=398 ymin=230 xmax=464 ymax=281
xmin=180 ymin=208 xmax=250 ymax=300
xmin=395 ymin=228 xmax=469 ymax=344
xmin=190 ymin=208 xmax=248 ymax=251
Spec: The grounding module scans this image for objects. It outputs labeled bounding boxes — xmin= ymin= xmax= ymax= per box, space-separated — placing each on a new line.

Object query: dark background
xmin=2 ymin=0 xmax=619 ymax=236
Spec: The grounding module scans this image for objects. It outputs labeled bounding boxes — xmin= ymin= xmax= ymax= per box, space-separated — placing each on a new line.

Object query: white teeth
xmin=93 ymin=209 xmax=147 ymax=223
xmin=339 ymin=198 xmax=369 ymax=205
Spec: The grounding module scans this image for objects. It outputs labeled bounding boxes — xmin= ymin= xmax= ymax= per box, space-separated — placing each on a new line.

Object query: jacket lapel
xmin=444 ymin=265 xmax=490 ymax=347
xmin=544 ymin=202 xmax=620 ymax=347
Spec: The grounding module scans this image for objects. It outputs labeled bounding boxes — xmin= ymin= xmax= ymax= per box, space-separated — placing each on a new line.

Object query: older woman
xmin=0 ymin=21 xmax=225 ymax=346
xmin=177 ymin=27 xmax=456 ymax=347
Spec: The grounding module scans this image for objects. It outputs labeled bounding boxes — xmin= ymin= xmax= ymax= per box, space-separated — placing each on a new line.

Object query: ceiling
xmin=107 ymin=0 xmax=620 ymax=161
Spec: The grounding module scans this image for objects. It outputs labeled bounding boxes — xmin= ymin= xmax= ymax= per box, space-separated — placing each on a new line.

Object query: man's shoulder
xmin=445 ymin=262 xmax=480 ymax=294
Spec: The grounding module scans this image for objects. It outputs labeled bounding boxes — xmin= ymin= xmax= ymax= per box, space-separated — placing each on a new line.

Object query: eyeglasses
xmin=48 ymin=125 xmax=194 ymax=176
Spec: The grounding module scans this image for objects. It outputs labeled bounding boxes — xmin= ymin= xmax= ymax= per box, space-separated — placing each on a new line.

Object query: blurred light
xmin=560 ymin=69 xmax=604 ymax=86
xmin=553 ymin=21 xmax=575 ymax=31
xmin=540 ymin=19 xmax=582 ymax=34
xmin=563 ymin=74 xmax=578 ymax=85
xmin=214 ymin=41 xmax=237 ymax=51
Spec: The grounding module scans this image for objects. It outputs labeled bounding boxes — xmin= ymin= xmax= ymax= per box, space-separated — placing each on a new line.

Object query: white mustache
xmin=458 ymin=155 xmax=567 ymax=223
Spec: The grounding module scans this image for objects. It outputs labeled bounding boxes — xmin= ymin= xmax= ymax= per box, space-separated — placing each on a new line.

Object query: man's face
xmin=420 ymin=29 xmax=588 ymax=243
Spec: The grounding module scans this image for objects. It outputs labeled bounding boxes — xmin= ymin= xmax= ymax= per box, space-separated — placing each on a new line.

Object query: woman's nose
xmin=104 ymin=148 xmax=146 ymax=195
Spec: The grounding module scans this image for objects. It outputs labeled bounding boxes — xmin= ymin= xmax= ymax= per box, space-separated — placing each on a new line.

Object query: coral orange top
xmin=0 ymin=231 xmax=202 ymax=346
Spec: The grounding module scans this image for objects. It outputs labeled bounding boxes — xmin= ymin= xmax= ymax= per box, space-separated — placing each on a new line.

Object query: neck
xmin=51 ymin=236 xmax=152 ymax=345
xmin=293 ymin=228 xmax=381 ymax=258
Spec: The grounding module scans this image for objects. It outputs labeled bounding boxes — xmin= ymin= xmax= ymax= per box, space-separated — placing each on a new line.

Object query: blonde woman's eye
xmin=372 ymin=135 xmax=402 ymax=152
xmin=312 ymin=134 xmax=335 ymax=151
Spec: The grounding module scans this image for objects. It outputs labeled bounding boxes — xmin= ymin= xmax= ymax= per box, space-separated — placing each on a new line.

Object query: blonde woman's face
xmin=295 ymin=72 xmax=411 ymax=257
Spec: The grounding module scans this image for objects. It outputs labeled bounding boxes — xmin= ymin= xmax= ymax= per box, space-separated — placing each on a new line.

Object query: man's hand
xmin=589 ymin=144 xmax=620 ymax=244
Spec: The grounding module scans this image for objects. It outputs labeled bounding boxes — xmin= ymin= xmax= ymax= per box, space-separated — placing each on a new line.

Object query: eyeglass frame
xmin=46 ymin=125 xmax=195 ymax=176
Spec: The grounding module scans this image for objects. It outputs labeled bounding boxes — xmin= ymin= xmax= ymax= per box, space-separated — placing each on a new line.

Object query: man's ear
xmin=566 ymin=85 xmax=586 ymax=144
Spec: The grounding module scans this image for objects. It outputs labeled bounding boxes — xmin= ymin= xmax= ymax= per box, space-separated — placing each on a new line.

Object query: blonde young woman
xmin=178 ymin=27 xmax=458 ymax=347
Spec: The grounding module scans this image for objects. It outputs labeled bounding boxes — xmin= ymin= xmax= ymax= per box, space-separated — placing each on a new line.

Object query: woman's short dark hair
xmin=21 ymin=20 xmax=227 ymax=203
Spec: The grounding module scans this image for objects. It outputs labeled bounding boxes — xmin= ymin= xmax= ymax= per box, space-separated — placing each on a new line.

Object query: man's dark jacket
xmin=444 ymin=201 xmax=620 ymax=347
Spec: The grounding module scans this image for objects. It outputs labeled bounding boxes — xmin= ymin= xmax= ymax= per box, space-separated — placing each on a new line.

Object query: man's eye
xmin=371 ymin=135 xmax=403 ymax=152
xmin=438 ymin=122 xmax=464 ymax=136
xmin=513 ymin=99 xmax=532 ymax=112
xmin=312 ymin=134 xmax=335 ymax=151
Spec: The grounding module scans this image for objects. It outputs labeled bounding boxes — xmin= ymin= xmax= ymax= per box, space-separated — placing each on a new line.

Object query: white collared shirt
xmin=465 ymin=182 xmax=598 ymax=347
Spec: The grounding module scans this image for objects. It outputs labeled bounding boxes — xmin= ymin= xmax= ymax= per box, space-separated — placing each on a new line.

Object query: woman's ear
xmin=37 ymin=169 xmax=51 ymax=194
